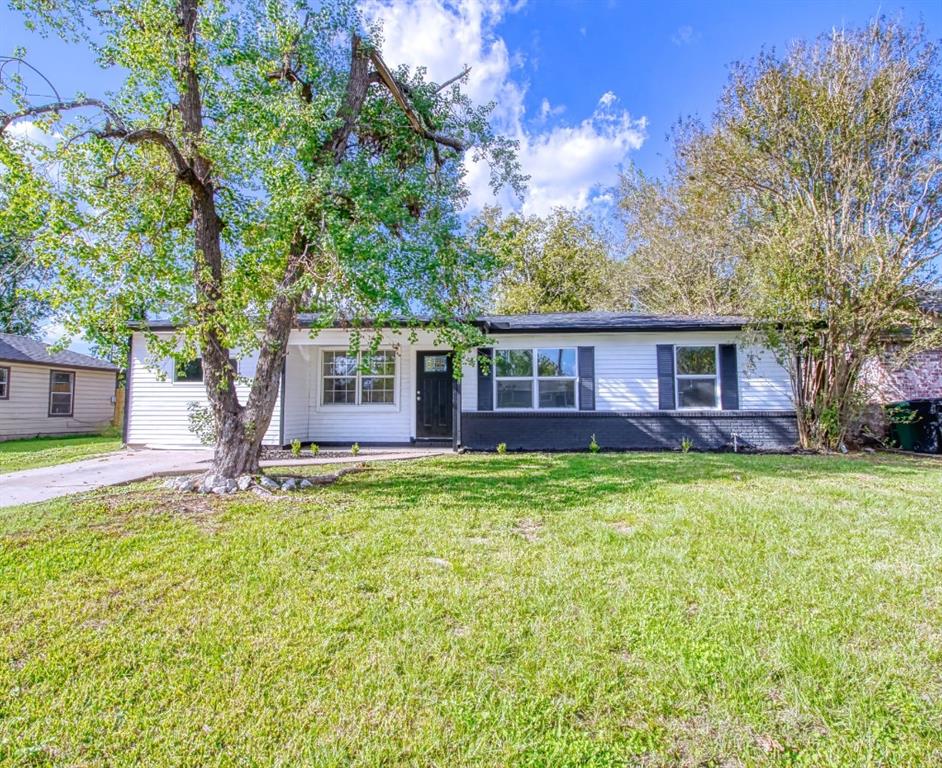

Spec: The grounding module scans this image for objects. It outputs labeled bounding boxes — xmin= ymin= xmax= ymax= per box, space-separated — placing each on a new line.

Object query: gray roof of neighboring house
xmin=921 ymin=291 xmax=942 ymax=316
xmin=0 ymin=333 xmax=118 ymax=372
xmin=131 ymin=311 xmax=750 ymax=333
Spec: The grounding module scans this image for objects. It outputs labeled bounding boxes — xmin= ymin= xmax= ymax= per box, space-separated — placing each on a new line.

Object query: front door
xmin=416 ymin=352 xmax=454 ymax=439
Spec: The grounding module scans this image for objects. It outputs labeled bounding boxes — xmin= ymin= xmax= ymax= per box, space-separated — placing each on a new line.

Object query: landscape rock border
xmin=163 ymin=464 xmax=367 ymax=495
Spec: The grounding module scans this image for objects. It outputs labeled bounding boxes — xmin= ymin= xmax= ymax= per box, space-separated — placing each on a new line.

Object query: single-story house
xmin=125 ymin=312 xmax=797 ymax=451
xmin=0 ymin=332 xmax=119 ymax=441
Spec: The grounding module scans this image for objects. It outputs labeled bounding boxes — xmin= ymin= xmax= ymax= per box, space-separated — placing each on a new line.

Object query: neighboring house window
xmin=49 ymin=370 xmax=75 ymax=416
xmin=0 ymin=366 xmax=8 ymax=399
xmin=675 ymin=346 xmax=719 ymax=409
xmin=495 ymin=348 xmax=577 ymax=409
xmin=322 ymin=350 xmax=396 ymax=405
xmin=174 ymin=357 xmax=237 ymax=382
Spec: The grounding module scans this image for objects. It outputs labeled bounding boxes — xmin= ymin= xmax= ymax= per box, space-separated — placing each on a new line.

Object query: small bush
xmin=680 ymin=436 xmax=693 ymax=454
xmin=309 ymin=443 xmax=320 ymax=457
xmin=351 ymin=442 xmax=360 ymax=456
xmin=588 ymin=434 xmax=600 ymax=453
xmin=496 ymin=442 xmax=507 ymax=455
xmin=290 ymin=438 xmax=302 ymax=457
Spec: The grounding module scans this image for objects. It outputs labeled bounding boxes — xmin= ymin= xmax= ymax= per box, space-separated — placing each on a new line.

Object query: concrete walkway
xmin=0 ymin=447 xmax=451 ymax=508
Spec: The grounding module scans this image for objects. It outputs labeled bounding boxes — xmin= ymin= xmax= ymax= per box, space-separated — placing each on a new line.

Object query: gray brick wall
xmin=461 ymin=411 xmax=798 ymax=452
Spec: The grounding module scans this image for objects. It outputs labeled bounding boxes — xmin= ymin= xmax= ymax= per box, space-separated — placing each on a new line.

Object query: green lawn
xmin=0 ymin=433 xmax=123 ymax=474
xmin=1 ymin=453 xmax=941 ymax=766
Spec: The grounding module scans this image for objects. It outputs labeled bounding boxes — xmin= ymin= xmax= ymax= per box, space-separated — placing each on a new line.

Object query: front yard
xmin=0 ymin=433 xmax=122 ymax=474
xmin=1 ymin=452 xmax=940 ymax=766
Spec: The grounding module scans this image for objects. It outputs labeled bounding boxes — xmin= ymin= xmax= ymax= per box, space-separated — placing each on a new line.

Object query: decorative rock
xmin=236 ymin=475 xmax=253 ymax=492
xmin=281 ymin=478 xmax=298 ymax=491
xmin=299 ymin=479 xmax=313 ymax=489
xmin=258 ymin=475 xmax=280 ymax=491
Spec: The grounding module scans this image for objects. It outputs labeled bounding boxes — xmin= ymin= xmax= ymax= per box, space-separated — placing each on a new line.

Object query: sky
xmin=2 ymin=0 xmax=940 ymax=348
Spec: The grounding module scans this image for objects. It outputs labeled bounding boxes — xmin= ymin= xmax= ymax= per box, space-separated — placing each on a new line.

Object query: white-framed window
xmin=0 ymin=366 xmax=9 ymax=399
xmin=322 ymin=349 xmax=396 ymax=406
xmin=675 ymin=345 xmax=719 ymax=409
xmin=48 ymin=370 xmax=74 ymax=417
xmin=494 ymin=347 xmax=577 ymax=409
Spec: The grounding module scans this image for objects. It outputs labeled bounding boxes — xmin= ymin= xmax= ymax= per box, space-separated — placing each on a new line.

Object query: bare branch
xmin=0 ymin=97 xmax=127 ymax=133
xmin=433 ymin=66 xmax=471 ymax=94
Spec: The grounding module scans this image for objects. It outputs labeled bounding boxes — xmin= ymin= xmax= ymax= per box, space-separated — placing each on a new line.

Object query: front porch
xmin=277 ymin=330 xmax=462 ymax=449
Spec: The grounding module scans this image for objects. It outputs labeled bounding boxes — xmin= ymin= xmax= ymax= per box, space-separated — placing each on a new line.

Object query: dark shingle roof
xmin=132 ymin=311 xmax=749 ymax=333
xmin=0 ymin=333 xmax=118 ymax=371
xmin=476 ymin=311 xmax=749 ymax=333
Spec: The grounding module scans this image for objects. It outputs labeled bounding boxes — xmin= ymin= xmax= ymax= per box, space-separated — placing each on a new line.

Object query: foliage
xmin=680 ymin=436 xmax=693 ymax=454
xmin=290 ymin=438 xmax=302 ymax=458
xmin=471 ymin=206 xmax=626 ymax=314
xmin=496 ymin=442 xmax=507 ymax=454
xmin=350 ymin=442 xmax=360 ymax=457
xmin=309 ymin=443 xmax=319 ymax=457
xmin=672 ymin=19 xmax=942 ymax=449
xmin=2 ymin=452 xmax=942 ymax=765
xmin=588 ymin=434 xmax=600 ymax=453
xmin=0 ymin=433 xmax=121 ymax=474
xmin=618 ymin=156 xmax=748 ymax=315
xmin=886 ymin=403 xmax=918 ymax=425
xmin=1 ymin=0 xmax=520 ymax=476
xmin=185 ymin=402 xmax=217 ymax=447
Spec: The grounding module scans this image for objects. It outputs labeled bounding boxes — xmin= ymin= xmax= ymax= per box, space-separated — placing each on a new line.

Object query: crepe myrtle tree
xmin=0 ymin=0 xmax=521 ymax=478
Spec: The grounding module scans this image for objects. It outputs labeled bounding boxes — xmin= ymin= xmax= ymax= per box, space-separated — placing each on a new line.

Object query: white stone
xmin=236 ymin=475 xmax=253 ymax=492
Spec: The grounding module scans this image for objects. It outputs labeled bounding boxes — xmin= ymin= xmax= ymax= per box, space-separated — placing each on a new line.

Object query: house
xmin=124 ymin=312 xmax=797 ymax=452
xmin=0 ymin=333 xmax=119 ymax=441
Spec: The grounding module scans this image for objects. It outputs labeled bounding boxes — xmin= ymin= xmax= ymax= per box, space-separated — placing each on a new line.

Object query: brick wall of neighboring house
xmin=862 ymin=348 xmax=942 ymax=403
xmin=855 ymin=347 xmax=942 ymax=444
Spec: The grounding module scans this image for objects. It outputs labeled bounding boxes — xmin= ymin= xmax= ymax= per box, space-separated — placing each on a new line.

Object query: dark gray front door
xmin=416 ymin=352 xmax=454 ymax=439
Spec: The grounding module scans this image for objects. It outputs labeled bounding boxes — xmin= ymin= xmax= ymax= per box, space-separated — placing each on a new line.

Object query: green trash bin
xmin=891 ymin=421 xmax=918 ymax=451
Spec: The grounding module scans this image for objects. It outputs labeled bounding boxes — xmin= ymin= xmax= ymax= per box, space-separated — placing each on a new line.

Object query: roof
xmin=476 ymin=311 xmax=749 ymax=333
xmin=131 ymin=310 xmax=749 ymax=333
xmin=0 ymin=333 xmax=118 ymax=372
xmin=921 ymin=291 xmax=942 ymax=316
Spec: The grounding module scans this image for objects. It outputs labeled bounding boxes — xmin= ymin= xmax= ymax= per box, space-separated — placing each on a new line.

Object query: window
xmin=322 ymin=349 xmax=396 ymax=405
xmin=495 ymin=347 xmax=577 ymax=409
xmin=174 ymin=357 xmax=237 ymax=383
xmin=0 ymin=366 xmax=8 ymax=399
xmin=49 ymin=370 xmax=74 ymax=416
xmin=675 ymin=346 xmax=718 ymax=409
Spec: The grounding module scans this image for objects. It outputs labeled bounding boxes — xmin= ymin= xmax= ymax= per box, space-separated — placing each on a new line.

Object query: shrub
xmin=588 ymin=434 xmax=600 ymax=453
xmin=351 ymin=442 xmax=360 ymax=456
xmin=290 ymin=438 xmax=302 ymax=457
xmin=496 ymin=442 xmax=507 ymax=455
xmin=680 ymin=436 xmax=693 ymax=454
xmin=309 ymin=443 xmax=320 ymax=457
xmin=186 ymin=402 xmax=217 ymax=446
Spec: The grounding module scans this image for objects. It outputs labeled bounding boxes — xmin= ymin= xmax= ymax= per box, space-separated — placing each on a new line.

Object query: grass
xmin=0 ymin=432 xmax=123 ymax=474
xmin=1 ymin=452 xmax=941 ymax=766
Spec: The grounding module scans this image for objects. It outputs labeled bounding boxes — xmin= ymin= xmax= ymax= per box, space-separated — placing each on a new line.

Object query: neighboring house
xmin=0 ymin=333 xmax=119 ymax=441
xmin=125 ymin=312 xmax=796 ymax=451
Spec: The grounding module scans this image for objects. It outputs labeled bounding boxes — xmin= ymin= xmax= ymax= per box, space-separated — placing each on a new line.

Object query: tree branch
xmin=433 ymin=66 xmax=471 ymax=94
xmin=0 ymin=97 xmax=127 ymax=133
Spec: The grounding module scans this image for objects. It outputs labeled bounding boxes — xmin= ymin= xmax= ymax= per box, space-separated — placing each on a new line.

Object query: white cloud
xmin=364 ymin=0 xmax=647 ymax=215
xmin=671 ymin=24 xmax=696 ymax=46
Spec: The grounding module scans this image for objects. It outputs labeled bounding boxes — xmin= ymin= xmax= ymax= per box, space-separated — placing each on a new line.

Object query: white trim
xmin=493 ymin=346 xmax=579 ymax=411
xmin=674 ymin=344 xmax=721 ymax=410
xmin=317 ymin=347 xmax=400 ymax=409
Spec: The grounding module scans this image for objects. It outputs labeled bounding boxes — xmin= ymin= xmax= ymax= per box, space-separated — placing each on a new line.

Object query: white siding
xmin=125 ymin=333 xmax=280 ymax=448
xmin=460 ymin=331 xmax=793 ymax=412
xmin=0 ymin=363 xmax=116 ymax=440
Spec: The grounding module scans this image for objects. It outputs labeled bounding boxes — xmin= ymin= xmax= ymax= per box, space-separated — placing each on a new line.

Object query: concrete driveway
xmin=0 ymin=449 xmax=213 ymax=508
xmin=0 ymin=446 xmax=451 ymax=508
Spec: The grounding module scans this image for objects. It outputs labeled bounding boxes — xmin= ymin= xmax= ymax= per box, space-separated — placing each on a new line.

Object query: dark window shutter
xmin=656 ymin=344 xmax=675 ymax=410
xmin=477 ymin=347 xmax=493 ymax=411
xmin=719 ymin=344 xmax=739 ymax=410
xmin=578 ymin=346 xmax=595 ymax=411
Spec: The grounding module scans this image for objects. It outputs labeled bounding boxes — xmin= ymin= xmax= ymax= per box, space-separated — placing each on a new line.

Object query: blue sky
xmin=2 ymin=0 xmax=940 ymax=346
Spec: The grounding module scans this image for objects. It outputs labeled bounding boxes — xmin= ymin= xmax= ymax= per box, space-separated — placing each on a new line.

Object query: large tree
xmin=1 ymin=0 xmax=519 ymax=477
xmin=472 ymin=206 xmax=625 ymax=314
xmin=641 ymin=19 xmax=941 ymax=450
